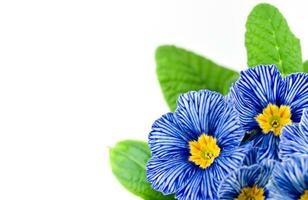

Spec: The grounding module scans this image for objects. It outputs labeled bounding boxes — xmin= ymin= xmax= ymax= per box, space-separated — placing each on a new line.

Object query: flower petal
xmin=279 ymin=124 xmax=308 ymax=160
xmin=213 ymin=104 xmax=244 ymax=150
xmin=228 ymin=85 xmax=259 ymax=132
xmin=149 ymin=113 xmax=190 ymax=159
xmin=283 ymin=73 xmax=308 ymax=122
xmin=254 ymin=133 xmax=280 ymax=161
xmin=300 ymin=108 xmax=308 ymax=135
xmin=242 ymin=147 xmax=260 ymax=166
xmin=267 ymin=157 xmax=308 ymax=199
xmin=256 ymin=159 xmax=277 ymax=187
xmin=175 ymin=169 xmax=218 ymax=200
xmin=175 ymin=90 xmax=225 ymax=140
xmin=146 ymin=157 xmax=196 ymax=195
xmin=215 ymin=145 xmax=251 ymax=179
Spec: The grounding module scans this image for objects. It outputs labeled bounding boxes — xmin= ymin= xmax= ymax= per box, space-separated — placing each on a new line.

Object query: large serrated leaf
xmin=245 ymin=3 xmax=303 ymax=75
xmin=156 ymin=45 xmax=239 ymax=111
xmin=109 ymin=140 xmax=174 ymax=200
xmin=304 ymin=60 xmax=308 ymax=73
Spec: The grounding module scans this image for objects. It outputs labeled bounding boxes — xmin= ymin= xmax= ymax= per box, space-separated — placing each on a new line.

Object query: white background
xmin=0 ymin=0 xmax=307 ymax=199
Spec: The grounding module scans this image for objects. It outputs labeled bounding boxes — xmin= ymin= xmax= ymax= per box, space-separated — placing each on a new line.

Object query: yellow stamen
xmin=236 ymin=185 xmax=264 ymax=200
xmin=255 ymin=104 xmax=292 ymax=136
xmin=300 ymin=190 xmax=308 ymax=200
xmin=188 ymin=134 xmax=220 ymax=169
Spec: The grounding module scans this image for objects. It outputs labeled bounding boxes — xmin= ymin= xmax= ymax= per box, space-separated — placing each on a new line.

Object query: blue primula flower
xmin=229 ymin=65 xmax=308 ymax=160
xmin=218 ymin=160 xmax=276 ymax=200
xmin=267 ymin=156 xmax=308 ymax=200
xmin=146 ymin=90 xmax=249 ymax=200
xmin=280 ymin=108 xmax=308 ymax=160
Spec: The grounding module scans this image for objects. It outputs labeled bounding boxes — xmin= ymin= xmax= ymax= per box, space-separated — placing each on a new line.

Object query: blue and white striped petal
xmin=146 ymin=157 xmax=196 ymax=195
xmin=213 ymin=145 xmax=252 ymax=183
xmin=175 ymin=90 xmax=225 ymax=140
xmin=267 ymin=157 xmax=308 ymax=200
xmin=242 ymin=147 xmax=260 ymax=166
xmin=149 ymin=113 xmax=190 ymax=159
xmin=257 ymin=159 xmax=277 ymax=187
xmin=300 ymin=108 xmax=308 ymax=135
xmin=279 ymin=109 xmax=308 ymax=160
xmin=212 ymin=103 xmax=243 ymax=151
xmin=282 ymin=73 xmax=308 ymax=122
xmin=256 ymin=133 xmax=280 ymax=161
xmin=176 ymin=169 xmax=217 ymax=200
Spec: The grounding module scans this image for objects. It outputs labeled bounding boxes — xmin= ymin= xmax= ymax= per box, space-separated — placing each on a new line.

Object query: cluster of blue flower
xmin=146 ymin=65 xmax=308 ymax=200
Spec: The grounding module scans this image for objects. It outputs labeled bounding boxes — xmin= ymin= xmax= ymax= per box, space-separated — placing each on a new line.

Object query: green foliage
xmin=245 ymin=3 xmax=303 ymax=75
xmin=304 ymin=60 xmax=308 ymax=73
xmin=156 ymin=45 xmax=239 ymax=111
xmin=109 ymin=140 xmax=174 ymax=200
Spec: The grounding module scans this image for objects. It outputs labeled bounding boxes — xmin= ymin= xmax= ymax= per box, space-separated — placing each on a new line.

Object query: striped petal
xmin=267 ymin=157 xmax=308 ymax=199
xmin=282 ymin=73 xmax=308 ymax=122
xmin=213 ymin=104 xmax=243 ymax=150
xmin=242 ymin=147 xmax=260 ymax=166
xmin=176 ymin=169 xmax=218 ymax=200
xmin=146 ymin=157 xmax=196 ymax=195
xmin=280 ymin=125 xmax=308 ymax=160
xmin=256 ymin=159 xmax=277 ymax=187
xmin=149 ymin=113 xmax=190 ymax=159
xmin=215 ymin=145 xmax=251 ymax=181
xmin=256 ymin=133 xmax=280 ymax=161
xmin=229 ymin=85 xmax=259 ymax=132
xmin=300 ymin=108 xmax=308 ymax=135
xmin=175 ymin=90 xmax=225 ymax=140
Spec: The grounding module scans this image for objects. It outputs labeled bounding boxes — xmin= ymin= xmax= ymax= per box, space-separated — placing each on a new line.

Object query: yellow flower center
xmin=188 ymin=134 xmax=220 ymax=169
xmin=255 ymin=104 xmax=292 ymax=136
xmin=300 ymin=190 xmax=308 ymax=200
xmin=236 ymin=186 xmax=264 ymax=200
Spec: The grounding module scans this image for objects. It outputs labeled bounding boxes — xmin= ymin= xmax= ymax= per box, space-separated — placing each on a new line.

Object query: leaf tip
xmin=252 ymin=2 xmax=277 ymax=11
xmin=155 ymin=45 xmax=177 ymax=59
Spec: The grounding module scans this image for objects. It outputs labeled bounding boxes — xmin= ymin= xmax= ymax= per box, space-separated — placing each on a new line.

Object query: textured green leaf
xmin=304 ymin=60 xmax=308 ymax=73
xmin=109 ymin=140 xmax=174 ymax=200
xmin=245 ymin=3 xmax=303 ymax=75
xmin=156 ymin=45 xmax=239 ymax=111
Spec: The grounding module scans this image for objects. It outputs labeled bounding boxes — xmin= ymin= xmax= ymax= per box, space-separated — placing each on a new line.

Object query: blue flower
xmin=146 ymin=90 xmax=249 ymax=200
xmin=280 ymin=108 xmax=308 ymax=160
xmin=218 ymin=160 xmax=276 ymax=200
xmin=229 ymin=65 xmax=308 ymax=160
xmin=267 ymin=156 xmax=308 ymax=200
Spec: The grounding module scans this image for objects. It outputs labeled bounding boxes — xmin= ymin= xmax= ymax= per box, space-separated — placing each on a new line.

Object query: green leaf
xmin=304 ymin=60 xmax=308 ymax=73
xmin=245 ymin=3 xmax=303 ymax=75
xmin=156 ymin=45 xmax=239 ymax=111
xmin=109 ymin=140 xmax=174 ymax=200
